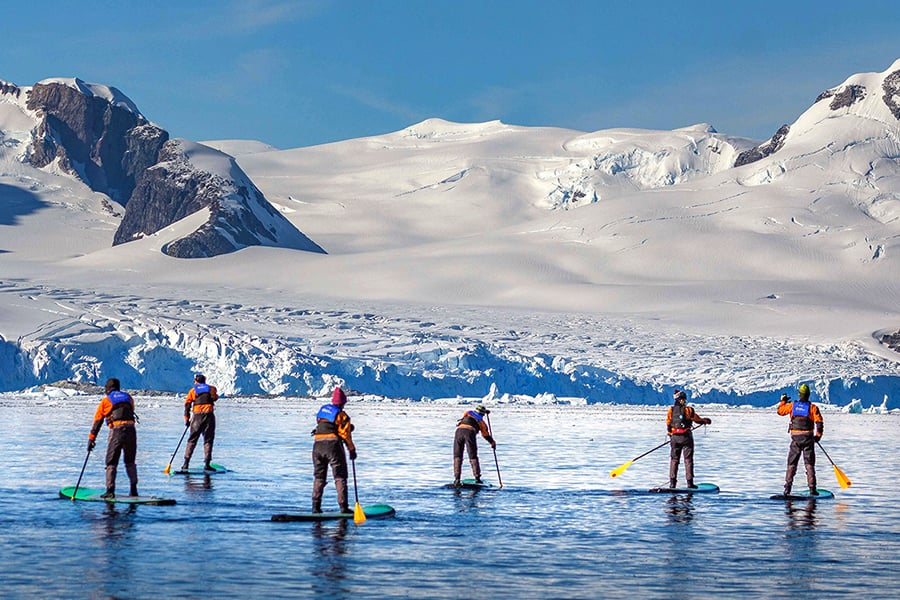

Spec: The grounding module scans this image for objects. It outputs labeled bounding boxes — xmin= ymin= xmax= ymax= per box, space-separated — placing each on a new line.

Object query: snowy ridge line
xmin=1 ymin=283 xmax=899 ymax=408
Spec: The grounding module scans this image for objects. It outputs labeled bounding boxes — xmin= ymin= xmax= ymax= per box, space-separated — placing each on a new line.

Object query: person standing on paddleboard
xmin=181 ymin=373 xmax=219 ymax=472
xmin=453 ymin=404 xmax=496 ymax=487
xmin=88 ymin=378 xmax=139 ymax=498
xmin=666 ymin=390 xmax=711 ymax=489
xmin=311 ymin=387 xmax=357 ymax=514
xmin=777 ymin=383 xmax=824 ymax=496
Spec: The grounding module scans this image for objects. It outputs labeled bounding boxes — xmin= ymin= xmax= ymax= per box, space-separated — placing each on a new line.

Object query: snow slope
xmin=1 ymin=61 xmax=900 ymax=407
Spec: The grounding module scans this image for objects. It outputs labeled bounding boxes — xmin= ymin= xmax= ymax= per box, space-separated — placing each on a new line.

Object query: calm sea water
xmin=0 ymin=395 xmax=897 ymax=599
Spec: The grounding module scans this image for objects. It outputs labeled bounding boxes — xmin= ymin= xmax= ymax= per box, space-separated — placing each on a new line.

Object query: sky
xmin=2 ymin=1 xmax=899 ymax=149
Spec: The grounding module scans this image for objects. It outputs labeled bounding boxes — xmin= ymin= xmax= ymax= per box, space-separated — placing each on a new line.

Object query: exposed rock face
xmin=883 ymin=69 xmax=900 ymax=120
xmin=115 ymin=140 xmax=325 ymax=258
xmin=26 ymin=80 xmax=168 ymax=202
xmin=734 ymin=124 xmax=790 ymax=167
xmin=816 ymin=84 xmax=867 ymax=110
xmin=0 ymin=80 xmax=21 ymax=98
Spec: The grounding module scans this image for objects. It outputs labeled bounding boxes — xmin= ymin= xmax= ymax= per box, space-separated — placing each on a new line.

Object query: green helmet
xmin=798 ymin=383 xmax=811 ymax=397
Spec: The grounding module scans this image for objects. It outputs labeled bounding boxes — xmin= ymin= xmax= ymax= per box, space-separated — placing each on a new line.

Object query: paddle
xmin=351 ymin=458 xmax=366 ymax=524
xmin=816 ymin=441 xmax=852 ymax=488
xmin=610 ymin=424 xmax=703 ymax=478
xmin=163 ymin=422 xmax=190 ymax=475
xmin=485 ymin=413 xmax=503 ymax=489
xmin=71 ymin=445 xmax=92 ymax=501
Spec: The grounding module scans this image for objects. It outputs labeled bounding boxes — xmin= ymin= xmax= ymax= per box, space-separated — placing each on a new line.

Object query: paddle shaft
xmin=351 ymin=458 xmax=360 ymax=504
xmin=634 ymin=423 xmax=705 ymax=463
xmin=485 ymin=413 xmax=503 ymax=488
xmin=72 ymin=447 xmax=92 ymax=500
xmin=815 ymin=440 xmax=836 ymax=467
xmin=165 ymin=423 xmax=190 ymax=473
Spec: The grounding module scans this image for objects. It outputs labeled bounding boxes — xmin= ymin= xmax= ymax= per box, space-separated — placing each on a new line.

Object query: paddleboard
xmin=770 ymin=488 xmax=834 ymax=500
xmin=271 ymin=503 xmax=396 ymax=522
xmin=59 ymin=486 xmax=176 ymax=505
xmin=167 ymin=462 xmax=229 ymax=475
xmin=443 ymin=478 xmax=494 ymax=490
xmin=644 ymin=483 xmax=720 ymax=494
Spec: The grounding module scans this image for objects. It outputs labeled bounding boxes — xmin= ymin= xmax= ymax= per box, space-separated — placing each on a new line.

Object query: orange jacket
xmin=185 ymin=384 xmax=218 ymax=416
xmin=666 ymin=405 xmax=706 ymax=433
xmin=89 ymin=393 xmax=135 ymax=440
xmin=314 ymin=410 xmax=356 ymax=452
xmin=778 ymin=399 xmax=824 ymax=435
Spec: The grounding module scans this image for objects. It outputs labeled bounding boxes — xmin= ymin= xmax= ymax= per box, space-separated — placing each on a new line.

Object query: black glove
xmin=814 ymin=434 xmax=822 ymax=443
xmin=349 ymin=449 xmax=358 ymax=461
xmin=88 ymin=438 xmax=96 ymax=452
xmin=491 ymin=440 xmax=497 ymax=449
xmin=780 ymin=393 xmax=790 ymax=403
xmin=703 ymin=418 xmax=712 ymax=425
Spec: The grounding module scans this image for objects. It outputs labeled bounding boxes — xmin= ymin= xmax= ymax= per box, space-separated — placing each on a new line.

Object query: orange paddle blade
xmin=834 ymin=464 xmax=852 ymax=488
xmin=163 ymin=463 xmax=172 ymax=476
xmin=610 ymin=460 xmax=633 ymax=478
xmin=354 ymin=502 xmax=367 ymax=524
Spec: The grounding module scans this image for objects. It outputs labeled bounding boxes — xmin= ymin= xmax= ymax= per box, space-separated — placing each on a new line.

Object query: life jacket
xmin=457 ymin=410 xmax=483 ymax=429
xmin=192 ymin=383 xmax=214 ymax=406
xmin=315 ymin=404 xmax=341 ymax=435
xmin=670 ymin=403 xmax=690 ymax=433
xmin=790 ymin=400 xmax=814 ymax=432
xmin=106 ymin=390 xmax=135 ymax=425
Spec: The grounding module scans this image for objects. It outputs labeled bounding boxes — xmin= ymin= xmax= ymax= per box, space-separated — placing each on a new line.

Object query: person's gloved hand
xmin=349 ymin=449 xmax=358 ymax=461
xmin=88 ymin=438 xmax=96 ymax=452
xmin=703 ymin=418 xmax=712 ymax=425
xmin=184 ymin=418 xmax=190 ymax=427
xmin=490 ymin=440 xmax=497 ymax=449
xmin=780 ymin=393 xmax=790 ymax=403
xmin=814 ymin=434 xmax=822 ymax=442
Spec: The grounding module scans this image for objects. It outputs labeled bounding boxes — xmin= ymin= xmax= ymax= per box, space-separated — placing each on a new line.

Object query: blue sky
xmin=3 ymin=1 xmax=898 ymax=149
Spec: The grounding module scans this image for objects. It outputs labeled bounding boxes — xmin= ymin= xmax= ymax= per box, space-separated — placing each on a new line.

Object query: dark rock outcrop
xmin=26 ymin=80 xmax=168 ymax=202
xmin=734 ymin=124 xmax=790 ymax=167
xmin=0 ymin=80 xmax=21 ymax=98
xmin=882 ymin=69 xmax=900 ymax=120
xmin=114 ymin=140 xmax=325 ymax=258
xmin=816 ymin=84 xmax=867 ymax=110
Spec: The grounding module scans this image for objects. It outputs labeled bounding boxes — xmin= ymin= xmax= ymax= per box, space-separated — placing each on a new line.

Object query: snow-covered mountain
xmin=1 ymin=60 xmax=899 ymax=408
xmin=0 ymin=77 xmax=322 ymax=258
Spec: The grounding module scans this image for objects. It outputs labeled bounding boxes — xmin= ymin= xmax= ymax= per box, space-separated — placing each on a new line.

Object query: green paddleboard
xmin=167 ymin=462 xmax=229 ymax=475
xmin=443 ymin=478 xmax=494 ymax=490
xmin=60 ymin=486 xmax=176 ymax=505
xmin=271 ymin=503 xmax=396 ymax=522
xmin=648 ymin=482 xmax=720 ymax=494
xmin=770 ymin=488 xmax=834 ymax=500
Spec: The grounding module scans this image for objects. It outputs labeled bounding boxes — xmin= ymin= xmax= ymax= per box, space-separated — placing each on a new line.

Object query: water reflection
xmin=784 ymin=499 xmax=818 ymax=532
xmin=182 ymin=474 xmax=213 ymax=494
xmin=664 ymin=494 xmax=695 ymax=525
xmin=309 ymin=520 xmax=350 ymax=595
xmin=85 ymin=503 xmax=138 ymax=596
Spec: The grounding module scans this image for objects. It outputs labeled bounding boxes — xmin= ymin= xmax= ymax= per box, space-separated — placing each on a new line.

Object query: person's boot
xmin=453 ymin=457 xmax=463 ymax=486
xmin=311 ymin=478 xmax=326 ymax=513
xmin=180 ymin=460 xmax=190 ymax=471
xmin=125 ymin=463 xmax=138 ymax=497
xmin=784 ymin=464 xmax=797 ymax=496
xmin=203 ymin=462 xmax=214 ymax=472
xmin=335 ymin=477 xmax=350 ymax=513
xmin=102 ymin=465 xmax=117 ymax=499
xmin=687 ymin=480 xmax=698 ymax=489
xmin=470 ymin=458 xmax=483 ymax=483
xmin=805 ymin=464 xmax=817 ymax=495
xmin=669 ymin=478 xmax=677 ymax=489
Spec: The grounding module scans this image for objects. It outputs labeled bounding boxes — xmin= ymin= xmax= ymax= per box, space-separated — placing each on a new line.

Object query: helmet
xmin=673 ymin=389 xmax=687 ymax=403
xmin=798 ymin=383 xmax=810 ymax=397
xmin=475 ymin=405 xmax=490 ymax=416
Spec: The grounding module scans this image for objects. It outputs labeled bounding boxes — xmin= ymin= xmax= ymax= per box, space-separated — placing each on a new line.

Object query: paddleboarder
xmin=181 ymin=373 xmax=219 ymax=472
xmin=87 ymin=378 xmax=139 ymax=498
xmin=777 ymin=384 xmax=824 ymax=496
xmin=453 ymin=404 xmax=496 ymax=487
xmin=666 ymin=389 xmax=712 ymax=489
xmin=311 ymin=387 xmax=357 ymax=514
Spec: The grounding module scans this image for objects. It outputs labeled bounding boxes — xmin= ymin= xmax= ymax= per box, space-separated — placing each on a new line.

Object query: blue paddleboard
xmin=60 ymin=486 xmax=176 ymax=505
xmin=770 ymin=488 xmax=834 ymax=500
xmin=271 ymin=504 xmax=396 ymax=522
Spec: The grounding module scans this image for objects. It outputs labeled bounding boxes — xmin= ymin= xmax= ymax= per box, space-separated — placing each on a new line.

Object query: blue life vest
xmin=790 ymin=400 xmax=813 ymax=431
xmin=192 ymin=383 xmax=213 ymax=406
xmin=315 ymin=404 xmax=342 ymax=435
xmin=107 ymin=390 xmax=135 ymax=424
xmin=458 ymin=410 xmax=484 ymax=429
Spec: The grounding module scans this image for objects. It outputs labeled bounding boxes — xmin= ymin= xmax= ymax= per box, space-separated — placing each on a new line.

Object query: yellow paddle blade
xmin=834 ymin=464 xmax=852 ymax=488
xmin=610 ymin=460 xmax=633 ymax=478
xmin=163 ymin=464 xmax=172 ymax=476
xmin=354 ymin=502 xmax=367 ymax=524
